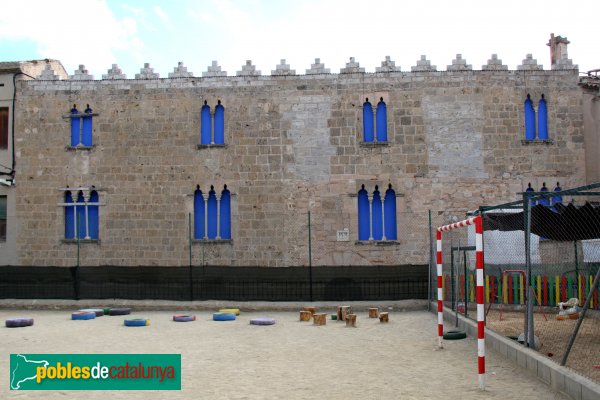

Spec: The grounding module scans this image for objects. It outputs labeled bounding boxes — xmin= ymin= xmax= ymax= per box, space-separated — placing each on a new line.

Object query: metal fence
xmin=433 ymin=182 xmax=600 ymax=383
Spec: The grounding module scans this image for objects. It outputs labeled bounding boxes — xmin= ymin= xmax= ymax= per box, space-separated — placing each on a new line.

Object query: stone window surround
xmin=350 ymin=184 xmax=403 ymax=244
xmin=198 ymin=100 xmax=226 ymax=148
xmin=357 ymin=93 xmax=391 ymax=145
xmin=63 ymin=108 xmax=99 ymax=151
xmin=58 ymin=186 xmax=103 ymax=244
xmin=188 ymin=185 xmax=234 ymax=244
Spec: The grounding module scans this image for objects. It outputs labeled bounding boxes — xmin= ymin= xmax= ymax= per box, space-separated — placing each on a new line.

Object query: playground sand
xmin=485 ymin=309 xmax=600 ymax=383
xmin=1 ymin=310 xmax=569 ymax=400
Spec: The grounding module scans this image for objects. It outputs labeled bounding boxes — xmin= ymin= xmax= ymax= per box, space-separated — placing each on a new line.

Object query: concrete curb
xmin=432 ymin=302 xmax=600 ymax=400
xmin=0 ymin=298 xmax=428 ymax=312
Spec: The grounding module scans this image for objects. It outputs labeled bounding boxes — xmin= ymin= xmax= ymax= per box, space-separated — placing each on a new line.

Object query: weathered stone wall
xmin=13 ymin=69 xmax=585 ymax=267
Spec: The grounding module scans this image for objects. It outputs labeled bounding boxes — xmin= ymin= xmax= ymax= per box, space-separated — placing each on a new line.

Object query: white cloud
xmin=0 ymin=0 xmax=144 ymax=77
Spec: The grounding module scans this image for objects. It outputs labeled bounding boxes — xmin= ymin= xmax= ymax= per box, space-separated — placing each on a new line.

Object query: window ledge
xmin=521 ymin=139 xmax=554 ymax=145
xmin=355 ymin=240 xmax=399 ymax=246
xmin=192 ymin=239 xmax=233 ymax=244
xmin=62 ymin=112 xmax=100 ymax=119
xmin=197 ymin=144 xmax=228 ymax=149
xmin=360 ymin=141 xmax=389 ymax=148
xmin=66 ymin=145 xmax=95 ymax=151
xmin=61 ymin=239 xmax=100 ymax=244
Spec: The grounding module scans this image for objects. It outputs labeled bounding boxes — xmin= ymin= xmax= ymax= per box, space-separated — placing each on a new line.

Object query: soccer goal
xmin=436 ymin=216 xmax=485 ymax=390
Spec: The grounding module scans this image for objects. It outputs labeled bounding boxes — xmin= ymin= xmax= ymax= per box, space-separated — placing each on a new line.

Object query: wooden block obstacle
xmin=345 ymin=314 xmax=357 ymax=327
xmin=313 ymin=313 xmax=327 ymax=326
xmin=368 ymin=308 xmax=379 ymax=318
xmin=303 ymin=306 xmax=316 ymax=315
xmin=337 ymin=306 xmax=352 ymax=322
xmin=379 ymin=312 xmax=389 ymax=323
xmin=299 ymin=310 xmax=312 ymax=321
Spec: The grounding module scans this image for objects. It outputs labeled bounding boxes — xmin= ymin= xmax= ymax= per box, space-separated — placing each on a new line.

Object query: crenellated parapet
xmin=33 ymin=33 xmax=582 ymax=83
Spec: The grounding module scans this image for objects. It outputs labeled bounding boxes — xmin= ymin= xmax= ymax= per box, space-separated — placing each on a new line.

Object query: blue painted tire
xmin=79 ymin=308 xmax=104 ymax=316
xmin=213 ymin=312 xmax=236 ymax=321
xmin=6 ymin=317 xmax=34 ymax=328
xmin=250 ymin=317 xmax=276 ymax=326
xmin=173 ymin=314 xmax=196 ymax=322
xmin=109 ymin=308 xmax=131 ymax=316
xmin=124 ymin=318 xmax=149 ymax=327
xmin=72 ymin=312 xmax=96 ymax=320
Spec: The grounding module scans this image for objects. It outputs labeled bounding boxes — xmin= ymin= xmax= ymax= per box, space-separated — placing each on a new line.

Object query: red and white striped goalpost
xmin=436 ymin=216 xmax=485 ymax=390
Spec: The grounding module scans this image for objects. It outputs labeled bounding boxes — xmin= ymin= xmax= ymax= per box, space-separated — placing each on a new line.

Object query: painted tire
xmin=249 ymin=317 xmax=276 ymax=326
xmin=103 ymin=308 xmax=112 ymax=315
xmin=79 ymin=308 xmax=104 ymax=316
xmin=6 ymin=318 xmax=34 ymax=328
xmin=218 ymin=308 xmax=241 ymax=315
xmin=124 ymin=319 xmax=150 ymax=327
xmin=173 ymin=314 xmax=196 ymax=322
xmin=213 ymin=312 xmax=236 ymax=321
xmin=443 ymin=330 xmax=467 ymax=340
xmin=72 ymin=312 xmax=96 ymax=320
xmin=109 ymin=308 xmax=131 ymax=316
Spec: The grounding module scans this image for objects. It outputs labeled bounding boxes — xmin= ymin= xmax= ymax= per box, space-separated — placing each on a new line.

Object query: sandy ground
xmin=485 ymin=308 xmax=600 ymax=383
xmin=1 ymin=309 xmax=570 ymax=400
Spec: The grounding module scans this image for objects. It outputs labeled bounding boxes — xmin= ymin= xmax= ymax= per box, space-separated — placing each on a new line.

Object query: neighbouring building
xmin=0 ymin=59 xmax=67 ymax=265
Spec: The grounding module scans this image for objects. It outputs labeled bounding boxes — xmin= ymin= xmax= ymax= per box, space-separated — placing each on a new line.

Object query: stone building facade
xmin=4 ymin=37 xmax=590 ymax=267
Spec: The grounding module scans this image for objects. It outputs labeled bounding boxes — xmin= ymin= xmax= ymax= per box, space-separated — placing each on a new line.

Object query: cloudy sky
xmin=0 ymin=0 xmax=597 ymax=78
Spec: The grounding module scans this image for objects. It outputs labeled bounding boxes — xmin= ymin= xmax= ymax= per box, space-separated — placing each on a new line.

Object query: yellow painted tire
xmin=219 ymin=308 xmax=240 ymax=315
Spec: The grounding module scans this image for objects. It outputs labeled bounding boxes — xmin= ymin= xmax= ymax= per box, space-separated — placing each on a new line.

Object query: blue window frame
xmin=357 ymin=184 xmax=397 ymax=241
xmin=524 ymin=94 xmax=536 ymax=141
xmin=201 ymin=101 xmax=212 ymax=145
xmin=200 ymin=100 xmax=225 ymax=146
xmin=63 ymin=187 xmax=99 ymax=240
xmin=376 ymin=98 xmax=388 ymax=142
xmin=69 ymin=104 xmax=95 ymax=147
xmin=193 ymin=184 xmax=231 ymax=240
xmin=537 ymin=94 xmax=548 ymax=140
xmin=363 ymin=99 xmax=374 ymax=142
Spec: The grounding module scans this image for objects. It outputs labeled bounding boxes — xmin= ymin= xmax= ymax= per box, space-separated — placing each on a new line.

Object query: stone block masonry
xmin=12 ymin=68 xmax=585 ymax=267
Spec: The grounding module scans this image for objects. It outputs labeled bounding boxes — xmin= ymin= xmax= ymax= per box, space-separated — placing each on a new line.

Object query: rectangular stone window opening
xmin=0 ymin=107 xmax=8 ymax=149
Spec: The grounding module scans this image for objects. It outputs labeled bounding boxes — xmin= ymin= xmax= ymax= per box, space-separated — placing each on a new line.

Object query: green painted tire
xmin=443 ymin=330 xmax=467 ymax=340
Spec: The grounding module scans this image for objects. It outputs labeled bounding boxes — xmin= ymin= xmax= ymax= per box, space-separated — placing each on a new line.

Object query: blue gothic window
xmin=220 ymin=185 xmax=231 ymax=240
xmin=552 ymin=182 xmax=562 ymax=206
xmin=358 ymin=185 xmax=370 ymax=240
xmin=524 ymin=94 xmax=536 ymax=141
xmin=193 ymin=186 xmax=205 ymax=239
xmin=194 ymin=184 xmax=231 ymax=240
xmin=538 ymin=182 xmax=550 ymax=206
xmin=63 ymin=187 xmax=99 ymax=240
xmin=201 ymin=101 xmax=212 ymax=145
xmin=376 ymin=98 xmax=388 ymax=142
xmin=537 ymin=94 xmax=548 ymax=140
xmin=357 ymin=184 xmax=397 ymax=241
xmin=69 ymin=104 xmax=95 ymax=147
xmin=65 ymin=191 xmax=75 ymax=239
xmin=214 ymin=100 xmax=225 ymax=145
xmin=200 ymin=100 xmax=225 ymax=146
xmin=363 ymin=98 xmax=374 ymax=142
xmin=384 ymin=184 xmax=397 ymax=240
xmin=371 ymin=186 xmax=383 ymax=240
xmin=88 ymin=190 xmax=99 ymax=240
